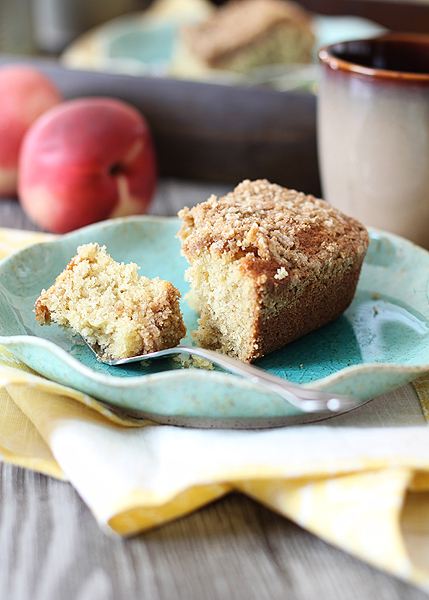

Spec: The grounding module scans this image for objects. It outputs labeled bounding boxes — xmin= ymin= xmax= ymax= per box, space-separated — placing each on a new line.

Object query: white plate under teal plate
xmin=0 ymin=216 xmax=428 ymax=428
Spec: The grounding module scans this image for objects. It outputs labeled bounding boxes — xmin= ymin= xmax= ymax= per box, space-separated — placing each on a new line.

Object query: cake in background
xmin=180 ymin=0 xmax=315 ymax=74
xmin=60 ymin=0 xmax=385 ymax=88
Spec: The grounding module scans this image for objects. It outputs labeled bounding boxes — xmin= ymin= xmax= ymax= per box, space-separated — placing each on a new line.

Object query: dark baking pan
xmin=0 ymin=55 xmax=320 ymax=196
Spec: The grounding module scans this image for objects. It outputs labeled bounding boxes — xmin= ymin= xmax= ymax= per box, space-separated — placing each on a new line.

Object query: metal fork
xmin=84 ymin=341 xmax=359 ymax=414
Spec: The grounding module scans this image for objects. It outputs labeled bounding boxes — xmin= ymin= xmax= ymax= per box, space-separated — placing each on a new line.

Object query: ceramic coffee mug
xmin=318 ymin=33 xmax=429 ymax=249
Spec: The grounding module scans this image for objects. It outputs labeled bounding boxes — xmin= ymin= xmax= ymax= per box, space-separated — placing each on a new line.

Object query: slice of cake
xmin=35 ymin=243 xmax=187 ymax=361
xmin=182 ymin=0 xmax=315 ymax=74
xmin=177 ymin=179 xmax=369 ymax=363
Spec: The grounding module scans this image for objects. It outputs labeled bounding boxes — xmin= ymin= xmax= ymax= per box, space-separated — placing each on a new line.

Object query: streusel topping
xmin=178 ymin=179 xmax=369 ymax=269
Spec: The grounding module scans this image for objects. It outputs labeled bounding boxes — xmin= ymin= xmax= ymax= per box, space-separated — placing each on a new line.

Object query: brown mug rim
xmin=318 ymin=32 xmax=429 ymax=82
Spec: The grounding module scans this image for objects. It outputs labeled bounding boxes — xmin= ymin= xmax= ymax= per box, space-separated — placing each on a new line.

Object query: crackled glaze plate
xmin=0 ymin=216 xmax=428 ymax=427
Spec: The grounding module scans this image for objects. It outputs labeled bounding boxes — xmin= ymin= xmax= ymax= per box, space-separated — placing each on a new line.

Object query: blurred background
xmin=1 ymin=0 xmax=429 ymax=57
xmin=0 ymin=0 xmax=149 ymax=55
xmin=0 ymin=0 xmax=428 ymax=209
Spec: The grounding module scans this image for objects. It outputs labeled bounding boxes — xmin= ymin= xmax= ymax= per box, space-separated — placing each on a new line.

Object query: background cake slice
xmin=178 ymin=179 xmax=369 ymax=363
xmin=182 ymin=0 xmax=315 ymax=74
xmin=35 ymin=243 xmax=186 ymax=361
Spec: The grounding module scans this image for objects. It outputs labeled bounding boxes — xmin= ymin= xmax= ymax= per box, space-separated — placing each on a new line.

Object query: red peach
xmin=0 ymin=64 xmax=63 ymax=197
xmin=18 ymin=97 xmax=157 ymax=233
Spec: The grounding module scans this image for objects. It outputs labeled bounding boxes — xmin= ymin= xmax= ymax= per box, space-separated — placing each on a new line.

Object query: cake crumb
xmin=274 ymin=266 xmax=288 ymax=280
xmin=191 ymin=356 xmax=215 ymax=370
xmin=173 ymin=354 xmax=214 ymax=370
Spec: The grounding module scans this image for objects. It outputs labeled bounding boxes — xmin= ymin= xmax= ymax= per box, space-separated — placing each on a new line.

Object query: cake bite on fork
xmin=35 ymin=242 xmax=187 ymax=362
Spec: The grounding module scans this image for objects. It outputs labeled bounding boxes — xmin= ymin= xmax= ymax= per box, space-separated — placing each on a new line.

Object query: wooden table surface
xmin=1 ymin=179 xmax=428 ymax=600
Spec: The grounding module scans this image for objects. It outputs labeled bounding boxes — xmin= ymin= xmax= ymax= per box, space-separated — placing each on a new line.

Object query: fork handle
xmin=169 ymin=346 xmax=357 ymax=414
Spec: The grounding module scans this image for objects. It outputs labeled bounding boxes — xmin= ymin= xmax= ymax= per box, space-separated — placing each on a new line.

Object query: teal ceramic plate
xmin=0 ymin=216 xmax=428 ymax=428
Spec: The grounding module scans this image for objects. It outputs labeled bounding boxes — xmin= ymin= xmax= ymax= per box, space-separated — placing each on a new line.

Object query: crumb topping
xmin=274 ymin=266 xmax=289 ymax=280
xmin=178 ymin=179 xmax=370 ymax=271
xmin=184 ymin=0 xmax=313 ymax=64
